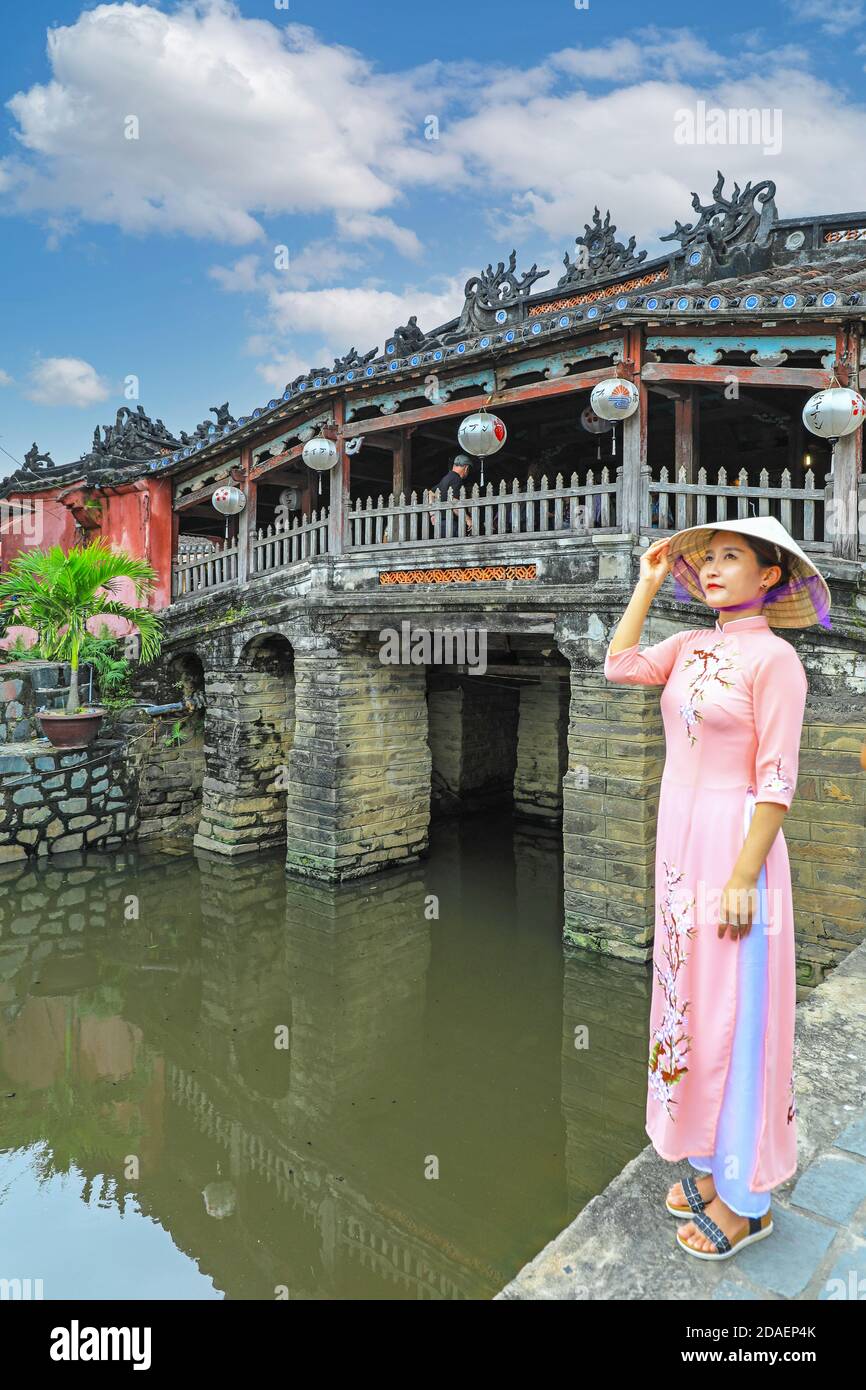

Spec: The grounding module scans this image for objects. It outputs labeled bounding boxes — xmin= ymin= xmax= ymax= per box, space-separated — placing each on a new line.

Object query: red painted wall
xmin=0 ymin=475 xmax=174 ymax=650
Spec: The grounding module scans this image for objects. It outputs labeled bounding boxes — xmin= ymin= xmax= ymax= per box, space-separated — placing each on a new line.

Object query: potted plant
xmin=0 ymin=540 xmax=162 ymax=748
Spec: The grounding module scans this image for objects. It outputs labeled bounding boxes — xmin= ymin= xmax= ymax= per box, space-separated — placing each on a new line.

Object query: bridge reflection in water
xmin=0 ymin=817 xmax=650 ymax=1300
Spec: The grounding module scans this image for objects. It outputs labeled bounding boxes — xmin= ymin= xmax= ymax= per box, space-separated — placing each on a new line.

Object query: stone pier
xmin=513 ymin=666 xmax=570 ymax=824
xmin=284 ymin=633 xmax=431 ymax=881
xmin=195 ymin=642 xmax=295 ymax=856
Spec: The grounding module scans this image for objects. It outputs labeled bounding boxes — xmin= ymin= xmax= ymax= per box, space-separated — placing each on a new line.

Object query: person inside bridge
xmin=428 ymin=454 xmax=474 ymax=537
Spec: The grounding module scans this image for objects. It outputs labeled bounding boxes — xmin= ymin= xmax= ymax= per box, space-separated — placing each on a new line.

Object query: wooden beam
xmin=341 ymin=364 xmax=617 ymax=439
xmin=642 ymin=362 xmax=831 ymax=389
xmin=392 ymin=429 xmax=412 ymax=497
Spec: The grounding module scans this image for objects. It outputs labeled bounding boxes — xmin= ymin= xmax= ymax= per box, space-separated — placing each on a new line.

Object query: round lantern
xmin=589 ymin=378 xmax=640 ymax=421
xmin=580 ymin=405 xmax=614 ymax=435
xmin=802 ymin=387 xmax=865 ymax=441
xmin=457 ymin=410 xmax=507 ymax=457
xmin=301 ymin=435 xmax=339 ymax=471
xmin=211 ymin=484 xmax=246 ymax=515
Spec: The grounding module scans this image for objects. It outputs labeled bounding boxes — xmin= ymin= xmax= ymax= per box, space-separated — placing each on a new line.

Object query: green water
xmin=0 ymin=817 xmax=650 ymax=1300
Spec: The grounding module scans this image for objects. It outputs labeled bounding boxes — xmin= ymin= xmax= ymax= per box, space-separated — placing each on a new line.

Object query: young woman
xmin=603 ymin=517 xmax=832 ymax=1261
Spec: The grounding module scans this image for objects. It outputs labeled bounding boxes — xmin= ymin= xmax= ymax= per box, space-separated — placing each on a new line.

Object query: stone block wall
xmin=781 ymin=708 xmax=866 ymax=988
xmin=0 ymin=738 xmax=138 ymax=864
xmin=427 ymin=676 xmax=519 ymax=815
xmin=136 ymin=725 xmax=205 ymax=838
xmin=513 ymin=668 xmax=570 ymax=824
xmin=195 ymin=669 xmax=294 ymax=856
xmin=563 ymin=662 xmax=664 ymax=963
xmin=0 ymin=662 xmax=68 ymax=744
xmin=285 ymin=634 xmax=431 ymax=881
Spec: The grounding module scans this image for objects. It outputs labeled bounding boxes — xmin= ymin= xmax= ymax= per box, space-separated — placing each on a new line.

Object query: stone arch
xmin=164 ymin=649 xmax=206 ymax=706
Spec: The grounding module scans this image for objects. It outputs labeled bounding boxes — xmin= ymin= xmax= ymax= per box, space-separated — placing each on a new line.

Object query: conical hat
xmin=664 ymin=515 xmax=832 ymax=630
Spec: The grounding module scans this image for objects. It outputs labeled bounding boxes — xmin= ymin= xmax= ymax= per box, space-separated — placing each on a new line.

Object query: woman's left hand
xmin=718 ymin=873 xmax=760 ymax=940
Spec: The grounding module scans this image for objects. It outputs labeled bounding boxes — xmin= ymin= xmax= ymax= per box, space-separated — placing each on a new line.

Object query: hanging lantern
xmin=301 ymin=433 xmax=339 ymax=496
xmin=802 ymin=387 xmax=865 ymax=441
xmin=589 ymin=378 xmax=640 ymax=421
xmin=301 ymin=435 xmax=339 ymax=471
xmin=211 ymin=484 xmax=246 ymax=515
xmin=580 ymin=405 xmax=614 ymax=435
xmin=457 ymin=409 xmax=507 ymax=457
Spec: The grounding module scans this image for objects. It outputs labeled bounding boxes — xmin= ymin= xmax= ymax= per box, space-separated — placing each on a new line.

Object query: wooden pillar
xmin=832 ymin=326 xmax=863 ymax=561
xmin=392 ymin=428 xmax=412 ymax=498
xmin=237 ymin=445 xmax=254 ymax=584
xmin=621 ymin=326 xmax=648 ymax=537
xmin=674 ymin=387 xmax=698 ymax=530
xmin=327 ymin=396 xmax=348 ymax=555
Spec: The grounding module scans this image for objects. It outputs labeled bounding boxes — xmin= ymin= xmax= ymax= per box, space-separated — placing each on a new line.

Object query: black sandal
xmin=665 ymin=1173 xmax=715 ymax=1218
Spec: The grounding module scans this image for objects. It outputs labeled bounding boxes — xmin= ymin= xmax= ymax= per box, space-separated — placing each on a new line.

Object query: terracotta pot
xmin=37 ymin=709 xmax=105 ymax=749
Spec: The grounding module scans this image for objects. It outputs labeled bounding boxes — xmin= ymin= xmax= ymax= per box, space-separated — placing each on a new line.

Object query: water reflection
xmin=0 ymin=818 xmax=651 ymax=1300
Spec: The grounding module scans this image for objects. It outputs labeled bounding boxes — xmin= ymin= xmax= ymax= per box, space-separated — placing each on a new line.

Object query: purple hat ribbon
xmin=670 ymin=553 xmax=832 ymax=630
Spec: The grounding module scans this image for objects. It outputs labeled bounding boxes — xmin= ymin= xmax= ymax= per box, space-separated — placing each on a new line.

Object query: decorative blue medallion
xmin=505 ymin=330 xmax=515 ymax=342
xmin=821 ymin=291 xmax=838 ymax=307
xmin=328 ymin=375 xmax=337 ymax=386
xmin=688 ymin=250 xmax=703 ymax=266
xmin=480 ymin=336 xmax=491 ymax=348
xmin=743 ymin=294 xmax=760 ymax=310
xmin=410 ymin=355 xmax=420 ymax=365
xmin=365 ymin=366 xmax=375 ymax=376
xmin=782 ymin=293 xmax=798 ymax=309
xmin=531 ymin=323 xmax=542 ymax=334
xmin=388 ymin=360 xmax=399 ymax=371
xmin=457 ymin=342 xmax=466 ymax=353
xmin=646 ymin=297 xmax=659 ymax=311
xmin=433 ymin=349 xmax=443 ymax=361
xmin=676 ymin=297 xmax=690 ymax=311
xmin=707 ymin=295 xmax=722 ymax=310
xmin=587 ymin=306 xmax=599 ymax=319
xmin=616 ymin=297 xmax=628 ymax=310
xmin=495 ymin=309 xmax=508 ymax=323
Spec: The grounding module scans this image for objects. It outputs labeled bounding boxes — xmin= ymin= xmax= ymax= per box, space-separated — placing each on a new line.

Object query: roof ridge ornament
xmin=661 ymin=170 xmax=777 ymax=263
xmin=445 ymin=250 xmax=549 ymax=339
xmin=558 ymin=206 xmax=647 ymax=287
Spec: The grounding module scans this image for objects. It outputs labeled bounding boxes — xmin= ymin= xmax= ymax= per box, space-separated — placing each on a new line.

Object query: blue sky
xmin=1 ymin=0 xmax=864 ymax=477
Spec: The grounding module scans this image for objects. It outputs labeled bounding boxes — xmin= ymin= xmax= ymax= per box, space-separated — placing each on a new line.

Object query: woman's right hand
xmin=638 ymin=537 xmax=673 ymax=594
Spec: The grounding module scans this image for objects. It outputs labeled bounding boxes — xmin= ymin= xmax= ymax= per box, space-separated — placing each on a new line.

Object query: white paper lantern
xmin=580 ymin=405 xmax=614 ymax=435
xmin=589 ymin=378 xmax=640 ymax=421
xmin=802 ymin=387 xmax=866 ymax=441
xmin=302 ymin=436 xmax=339 ymax=471
xmin=457 ymin=410 xmax=507 ymax=457
xmin=211 ymin=484 xmax=246 ymax=515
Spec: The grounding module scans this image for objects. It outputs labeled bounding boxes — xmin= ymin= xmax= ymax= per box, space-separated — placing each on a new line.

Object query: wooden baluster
xmin=780 ymin=468 xmax=792 ymax=534
xmin=553 ymin=473 xmax=563 ymax=532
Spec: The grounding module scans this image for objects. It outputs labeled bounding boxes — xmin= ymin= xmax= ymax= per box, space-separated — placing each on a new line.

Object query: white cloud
xmin=787 ymin=0 xmax=864 ymax=35
xmin=1 ymin=1 xmax=452 ymax=244
xmin=335 ymin=212 xmax=423 ymax=259
xmin=24 ymin=357 xmax=110 ymax=407
xmin=0 ymin=369 xmax=12 ymax=387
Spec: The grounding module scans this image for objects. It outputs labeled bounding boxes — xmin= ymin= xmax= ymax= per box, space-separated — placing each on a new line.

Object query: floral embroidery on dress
xmin=762 ymin=756 xmax=793 ymax=797
xmin=648 ymin=861 xmax=696 ymax=1119
xmin=786 ymin=1069 xmax=797 ymax=1125
xmin=678 ymin=639 xmax=740 ymax=747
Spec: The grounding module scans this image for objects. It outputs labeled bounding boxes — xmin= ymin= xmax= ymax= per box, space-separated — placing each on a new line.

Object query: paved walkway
xmin=497 ymin=937 xmax=866 ymax=1300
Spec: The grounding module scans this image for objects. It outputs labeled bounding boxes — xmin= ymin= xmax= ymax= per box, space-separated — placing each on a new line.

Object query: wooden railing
xmin=348 ymin=470 xmax=619 ymax=548
xmin=169 ymin=464 xmax=863 ymax=601
xmin=646 ymin=465 xmax=834 ymax=547
xmin=251 ymin=509 xmax=328 ymax=575
xmin=171 ymin=540 xmax=239 ymax=598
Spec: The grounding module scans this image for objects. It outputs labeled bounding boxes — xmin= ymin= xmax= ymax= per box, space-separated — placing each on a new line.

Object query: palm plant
xmin=0 ymin=540 xmax=162 ymax=712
